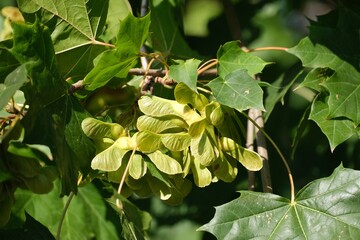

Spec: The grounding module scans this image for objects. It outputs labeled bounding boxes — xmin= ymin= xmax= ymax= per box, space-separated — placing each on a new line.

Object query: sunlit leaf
xmin=129 ymin=154 xmax=147 ymax=180
xmin=138 ymin=95 xmax=190 ymax=118
xmin=147 ymin=150 xmax=183 ymax=175
xmin=161 ymin=132 xmax=191 ymax=151
xmin=136 ymin=130 xmax=163 ymax=153
xmin=137 ymin=115 xmax=188 ymax=134
xmin=169 ymin=59 xmax=201 ymax=93
xmin=213 ymin=153 xmax=238 ymax=183
xmin=188 ymin=118 xmax=208 ymax=138
xmin=220 ymin=137 xmax=263 ymax=171
xmin=200 ymin=164 xmax=360 ymax=239
xmin=100 ymin=0 xmax=132 ymax=42
xmin=107 ymin=152 xmax=130 ymax=183
xmin=81 ymin=117 xmax=126 ymax=140
xmin=207 ymin=69 xmax=265 ymax=111
xmin=145 ymin=160 xmax=172 ymax=188
xmin=205 ymin=101 xmax=224 ymax=126
xmin=91 ymin=139 xmax=129 ymax=171
xmin=217 ymin=41 xmax=269 ymax=77
xmin=190 ymin=128 xmax=219 ymax=166
xmin=83 ymin=13 xmax=151 ymax=90
xmin=138 ymin=95 xmax=202 ymax=125
xmin=174 ymin=82 xmax=208 ymax=110
xmin=190 ymin=155 xmax=212 ymax=188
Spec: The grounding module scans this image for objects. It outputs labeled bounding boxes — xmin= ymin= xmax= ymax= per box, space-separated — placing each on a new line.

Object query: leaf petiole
xmin=241 ymin=111 xmax=295 ymax=203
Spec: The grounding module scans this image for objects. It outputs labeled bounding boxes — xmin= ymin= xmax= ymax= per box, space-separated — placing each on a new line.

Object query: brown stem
xmin=252 ymin=109 xmax=272 ymax=193
xmin=246 ymin=109 xmax=256 ymax=191
xmin=198 ymin=59 xmax=218 ymax=76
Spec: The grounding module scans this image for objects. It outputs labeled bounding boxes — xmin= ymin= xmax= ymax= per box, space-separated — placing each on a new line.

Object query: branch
xmin=246 ymin=109 xmax=256 ymax=191
xmin=252 ymin=108 xmax=272 ymax=193
xmin=128 ymin=68 xmax=217 ymax=78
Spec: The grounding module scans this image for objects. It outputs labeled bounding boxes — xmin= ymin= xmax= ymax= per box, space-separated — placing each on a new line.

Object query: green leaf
xmin=0 ymin=47 xmax=20 ymax=82
xmin=188 ymin=118 xmax=208 ymax=138
xmin=31 ymin=0 xmax=96 ymax=39
xmin=309 ymin=95 xmax=356 ymax=151
xmin=200 ymin=164 xmax=360 ymax=239
xmin=138 ymin=95 xmax=202 ymax=124
xmin=12 ymin=181 xmax=120 ymax=240
xmin=207 ymin=69 xmax=265 ymax=111
xmin=81 ymin=117 xmax=126 ymax=140
xmin=149 ymin=0 xmax=198 ymax=58
xmin=190 ymin=128 xmax=219 ymax=166
xmin=136 ymin=115 xmax=188 ymax=134
xmin=145 ymin=159 xmax=172 ymax=188
xmin=10 ymin=20 xmax=95 ymax=195
xmin=0 ymin=64 xmax=27 ymax=109
xmin=107 ymin=195 xmax=151 ymax=240
xmin=217 ymin=41 xmax=269 ymax=77
xmin=213 ymin=153 xmax=238 ymax=183
xmin=129 ymin=154 xmax=147 ymax=180
xmin=7 ymin=141 xmax=51 ymax=163
xmin=83 ymin=13 xmax=151 ymax=90
xmin=205 ymin=101 xmax=224 ymax=126
xmin=25 ymin=0 xmax=108 ymax=53
xmin=147 ymin=150 xmax=183 ymax=175
xmin=321 ymin=68 xmax=360 ymax=126
xmin=296 ymin=67 xmax=332 ymax=93
xmin=161 ymin=132 xmax=191 ymax=151
xmin=174 ymin=82 xmax=208 ymax=110
xmin=56 ymin=44 xmax=106 ymax=79
xmin=219 ymin=137 xmax=263 ymax=171
xmin=287 ymin=8 xmax=360 ymax=125
xmin=190 ymin=155 xmax=212 ymax=188
xmin=91 ymin=139 xmax=129 ymax=171
xmin=289 ymin=38 xmax=360 ymax=125
xmin=148 ymin=176 xmax=172 ymax=200
xmin=169 ymin=59 xmax=201 ymax=93
xmin=136 ymin=130 xmax=163 ymax=153
xmin=100 ymin=0 xmax=132 ymax=42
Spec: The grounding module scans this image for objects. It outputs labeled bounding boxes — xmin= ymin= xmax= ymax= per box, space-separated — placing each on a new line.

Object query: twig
xmin=246 ymin=110 xmax=256 ymax=191
xmin=252 ymin=108 xmax=272 ymax=193
xmin=244 ymin=46 xmax=288 ymax=52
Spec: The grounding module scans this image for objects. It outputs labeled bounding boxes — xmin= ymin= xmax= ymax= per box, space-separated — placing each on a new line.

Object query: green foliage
xmin=288 ymin=7 xmax=360 ymax=150
xmin=200 ymin=165 xmax=360 ymax=239
xmin=1 ymin=1 xmax=360 ymax=239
